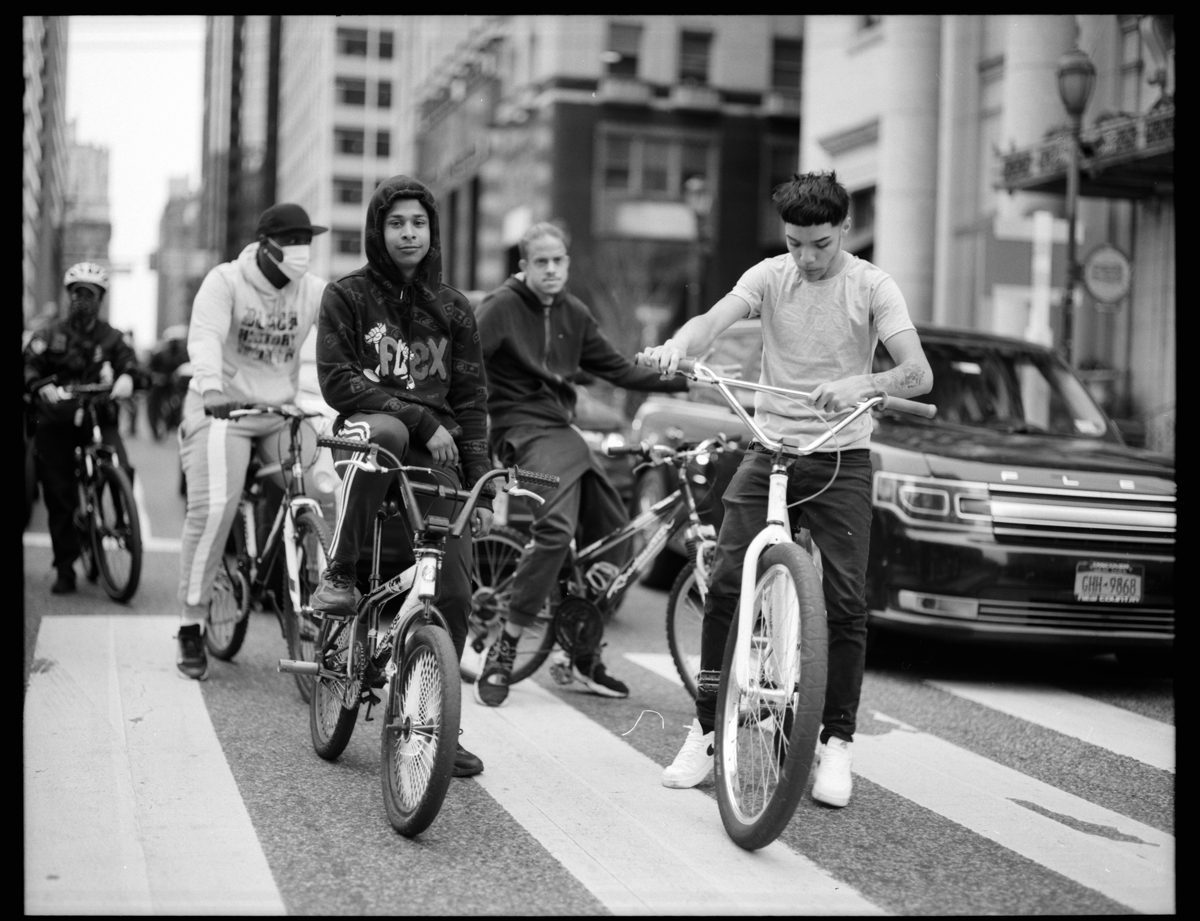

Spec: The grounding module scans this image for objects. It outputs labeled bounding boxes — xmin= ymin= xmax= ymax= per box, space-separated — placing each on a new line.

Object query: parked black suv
xmin=630 ymin=321 xmax=1175 ymax=667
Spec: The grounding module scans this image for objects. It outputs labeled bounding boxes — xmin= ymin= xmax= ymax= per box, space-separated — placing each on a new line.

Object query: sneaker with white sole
xmin=811 ymin=737 xmax=853 ymax=807
xmin=662 ymin=719 xmax=715 ymax=788
xmin=570 ymin=651 xmax=629 ymax=698
xmin=474 ymin=632 xmax=518 ymax=707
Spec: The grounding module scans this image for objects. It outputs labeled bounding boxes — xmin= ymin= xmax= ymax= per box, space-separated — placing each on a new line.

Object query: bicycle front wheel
xmin=464 ymin=525 xmax=555 ymax=684
xmin=666 ymin=561 xmax=706 ymax=699
xmin=206 ymin=505 xmax=251 ymax=660
xmin=284 ymin=508 xmax=332 ymax=704
xmin=91 ymin=462 xmax=143 ymax=602
xmin=714 ymin=542 xmax=827 ymax=851
xmin=310 ymin=615 xmax=362 ymax=760
xmin=381 ymin=620 xmax=461 ymax=837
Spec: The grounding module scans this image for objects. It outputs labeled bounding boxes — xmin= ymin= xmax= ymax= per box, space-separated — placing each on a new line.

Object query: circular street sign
xmin=1083 ymin=244 xmax=1132 ymax=304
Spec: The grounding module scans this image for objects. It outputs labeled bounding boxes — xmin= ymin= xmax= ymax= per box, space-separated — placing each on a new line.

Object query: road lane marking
xmin=460 ymin=680 xmax=883 ymax=916
xmin=855 ymin=711 xmax=1174 ymax=915
xmin=23 ymin=532 xmax=181 ymax=553
xmin=24 ymin=615 xmax=284 ymax=915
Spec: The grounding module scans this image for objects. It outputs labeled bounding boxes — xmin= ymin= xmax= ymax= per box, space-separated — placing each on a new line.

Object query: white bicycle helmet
xmin=63 ymin=262 xmax=110 ymax=292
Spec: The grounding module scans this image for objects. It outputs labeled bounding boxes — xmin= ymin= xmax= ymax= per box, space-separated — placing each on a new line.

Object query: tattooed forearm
xmin=870 ymin=361 xmax=929 ymax=397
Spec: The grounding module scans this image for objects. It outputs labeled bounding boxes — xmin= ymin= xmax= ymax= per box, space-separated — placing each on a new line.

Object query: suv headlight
xmin=873 ymin=472 xmax=992 ymax=530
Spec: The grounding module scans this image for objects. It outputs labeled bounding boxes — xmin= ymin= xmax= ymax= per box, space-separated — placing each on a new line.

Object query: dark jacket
xmin=476 ymin=275 xmax=686 ymax=437
xmin=316 ymin=174 xmax=492 ymax=495
xmin=23 ymin=316 xmax=139 ymax=426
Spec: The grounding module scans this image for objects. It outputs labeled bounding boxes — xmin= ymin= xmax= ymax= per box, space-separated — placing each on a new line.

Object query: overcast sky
xmin=65 ymin=15 xmax=205 ymax=348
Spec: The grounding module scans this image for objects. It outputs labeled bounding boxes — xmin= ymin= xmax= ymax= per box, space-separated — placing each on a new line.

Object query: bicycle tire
xmin=205 ymin=556 xmax=251 ymax=659
xmin=284 ymin=507 xmax=332 ymax=704
xmin=381 ymin=620 xmax=461 ymax=837
xmin=75 ymin=501 xmax=100 ymax=584
xmin=91 ymin=462 xmax=143 ymax=602
xmin=665 ymin=561 xmax=706 ymax=699
xmin=714 ymin=542 xmax=827 ymax=851
xmin=463 ymin=525 xmax=555 ymax=684
xmin=310 ymin=615 xmax=362 ymax=760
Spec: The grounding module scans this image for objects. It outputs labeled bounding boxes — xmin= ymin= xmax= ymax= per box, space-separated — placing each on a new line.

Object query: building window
xmin=601 ymin=129 xmax=714 ymax=200
xmin=771 ymin=38 xmax=802 ymax=96
xmin=377 ymin=80 xmax=392 ymax=109
xmin=376 ymin=129 xmax=390 ymax=158
xmin=760 ymin=138 xmax=799 ymax=242
xmin=334 ymin=127 xmax=365 ymax=155
xmin=642 ymin=139 xmax=671 ymax=193
xmin=332 ymin=229 xmax=362 ymax=256
xmin=604 ymin=22 xmax=642 ymax=78
xmin=336 ymin=27 xmax=368 ymax=57
xmin=678 ymin=31 xmax=712 ymax=86
xmin=603 ymin=134 xmax=633 ymax=189
xmin=378 ymin=30 xmax=394 ymax=60
xmin=846 ymin=186 xmax=875 ymax=260
xmin=336 ymin=76 xmax=367 ymax=106
xmin=333 ymin=177 xmax=363 ymax=205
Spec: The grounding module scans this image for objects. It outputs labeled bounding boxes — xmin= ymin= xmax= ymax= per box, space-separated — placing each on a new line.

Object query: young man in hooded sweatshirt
xmin=311 ymin=175 xmax=493 ymax=778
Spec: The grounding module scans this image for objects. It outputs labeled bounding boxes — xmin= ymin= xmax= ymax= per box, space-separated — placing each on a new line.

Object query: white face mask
xmin=274 ymin=244 xmax=311 ymax=281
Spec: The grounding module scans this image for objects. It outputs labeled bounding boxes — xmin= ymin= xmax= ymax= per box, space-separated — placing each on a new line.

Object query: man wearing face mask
xmin=175 ymin=203 xmax=333 ymax=680
xmin=24 ymin=262 xmax=139 ymax=594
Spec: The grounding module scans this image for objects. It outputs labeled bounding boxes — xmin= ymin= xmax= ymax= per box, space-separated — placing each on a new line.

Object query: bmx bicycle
xmin=279 ymin=437 xmax=558 ymax=837
xmin=203 ymin=404 xmax=333 ymax=703
xmin=463 ymin=435 xmax=739 ymax=697
xmin=642 ymin=354 xmax=936 ymax=850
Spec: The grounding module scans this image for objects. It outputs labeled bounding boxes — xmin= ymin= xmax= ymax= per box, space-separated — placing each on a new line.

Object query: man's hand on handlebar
xmin=471 ymin=508 xmax=493 ymax=538
xmin=638 ymin=341 xmax=688 ymax=376
xmin=110 ymin=373 xmax=135 ymax=401
xmin=203 ymin=389 xmax=238 ymax=419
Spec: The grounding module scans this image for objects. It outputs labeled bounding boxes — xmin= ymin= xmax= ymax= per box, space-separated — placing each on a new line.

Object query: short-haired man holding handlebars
xmin=641 ymin=171 xmax=933 ymax=808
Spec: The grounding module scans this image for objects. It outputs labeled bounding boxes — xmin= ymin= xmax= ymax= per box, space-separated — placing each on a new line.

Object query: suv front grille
xmin=977 ymin=598 xmax=1174 ymax=636
xmin=987 ymin=484 xmax=1175 ymax=547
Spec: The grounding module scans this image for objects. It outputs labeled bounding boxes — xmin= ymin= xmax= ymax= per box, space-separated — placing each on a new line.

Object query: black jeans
xmin=696 ymin=448 xmax=873 ymax=744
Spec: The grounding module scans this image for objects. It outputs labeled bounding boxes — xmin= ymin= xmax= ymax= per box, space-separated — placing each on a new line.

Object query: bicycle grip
xmin=603 ymin=442 xmax=650 ymax=459
xmin=880 ymin=394 xmax=938 ymax=418
xmin=318 ymin=436 xmax=370 ymax=452
xmin=514 ymin=467 xmax=560 ymax=488
xmin=634 ymin=353 xmax=695 ymax=376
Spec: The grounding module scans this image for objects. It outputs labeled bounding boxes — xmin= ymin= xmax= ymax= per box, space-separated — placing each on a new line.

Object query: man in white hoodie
xmin=175 ymin=203 xmax=333 ymax=679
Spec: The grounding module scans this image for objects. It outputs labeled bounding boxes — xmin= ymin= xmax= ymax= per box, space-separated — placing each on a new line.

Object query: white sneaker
xmin=811 ymin=737 xmax=853 ymax=807
xmin=662 ymin=719 xmax=715 ymax=788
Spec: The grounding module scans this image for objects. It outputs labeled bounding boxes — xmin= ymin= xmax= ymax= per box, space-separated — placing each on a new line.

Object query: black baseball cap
xmin=255 ymin=203 xmax=328 ymax=238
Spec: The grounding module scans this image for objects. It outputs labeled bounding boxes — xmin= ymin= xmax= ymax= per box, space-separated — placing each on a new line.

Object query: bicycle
xmin=202 ymin=404 xmax=333 ymax=704
xmin=28 ymin=379 xmax=143 ymax=602
xmin=463 ymin=435 xmax=738 ymax=697
xmin=279 ymin=438 xmax=558 ymax=837
xmin=643 ymin=354 xmax=936 ymax=850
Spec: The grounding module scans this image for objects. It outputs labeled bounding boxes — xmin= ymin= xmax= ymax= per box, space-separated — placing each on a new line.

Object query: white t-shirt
xmin=730 ymin=252 xmax=915 ymax=451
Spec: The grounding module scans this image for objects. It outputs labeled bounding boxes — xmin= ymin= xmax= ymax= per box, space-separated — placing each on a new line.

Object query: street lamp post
xmin=1056 ymin=46 xmax=1096 ymax=368
xmin=683 ymin=175 xmax=713 ymax=320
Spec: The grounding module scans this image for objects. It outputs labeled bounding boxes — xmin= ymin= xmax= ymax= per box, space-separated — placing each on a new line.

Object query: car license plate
xmin=1074 ymin=561 xmax=1143 ymax=603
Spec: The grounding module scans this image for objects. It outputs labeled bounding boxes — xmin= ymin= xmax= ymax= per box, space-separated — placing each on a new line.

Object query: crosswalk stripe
xmin=24 ymin=616 xmax=284 ymax=915
xmin=460 ymin=680 xmax=884 ymax=915
xmin=854 ymin=710 xmax=1174 ymax=915
xmin=22 ymin=532 xmax=181 ymax=553
xmin=927 ymin=679 xmax=1174 ymax=773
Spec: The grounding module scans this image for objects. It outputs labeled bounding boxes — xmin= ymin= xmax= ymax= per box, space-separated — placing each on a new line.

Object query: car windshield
xmin=886 ymin=339 xmax=1111 ymax=438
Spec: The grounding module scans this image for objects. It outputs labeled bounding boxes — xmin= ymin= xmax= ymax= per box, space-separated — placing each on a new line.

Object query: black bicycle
xmin=29 ymin=379 xmax=143 ymax=602
xmin=280 ymin=438 xmax=558 ymax=837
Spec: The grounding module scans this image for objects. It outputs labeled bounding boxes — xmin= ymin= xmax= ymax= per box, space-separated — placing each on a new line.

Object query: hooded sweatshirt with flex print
xmin=316 ymin=175 xmax=492 ymax=498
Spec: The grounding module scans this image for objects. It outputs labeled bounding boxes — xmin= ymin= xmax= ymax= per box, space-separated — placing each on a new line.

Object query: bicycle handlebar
xmin=317 ymin=436 xmax=560 ymax=538
xmin=216 ymin=403 xmax=327 ymax=421
xmin=634 ymin=354 xmax=937 ymax=454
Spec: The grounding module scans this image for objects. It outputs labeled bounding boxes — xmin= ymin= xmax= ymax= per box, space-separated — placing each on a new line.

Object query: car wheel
xmin=632 ymin=467 xmax=685 ymax=589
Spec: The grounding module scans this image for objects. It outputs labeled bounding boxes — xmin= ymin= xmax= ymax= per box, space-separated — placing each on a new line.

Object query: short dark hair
xmin=518 ymin=221 xmax=570 ymax=259
xmin=771 ymin=171 xmax=851 ymax=227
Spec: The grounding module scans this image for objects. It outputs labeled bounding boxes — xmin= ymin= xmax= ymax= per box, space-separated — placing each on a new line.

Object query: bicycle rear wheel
xmin=381 ymin=619 xmax=460 ymax=837
xmin=666 ymin=560 xmax=706 ymax=699
xmin=464 ymin=525 xmax=555 ymax=684
xmin=284 ymin=507 xmax=332 ymax=704
xmin=91 ymin=462 xmax=142 ymax=602
xmin=310 ymin=615 xmax=362 ymax=760
xmin=714 ymin=542 xmax=827 ymax=851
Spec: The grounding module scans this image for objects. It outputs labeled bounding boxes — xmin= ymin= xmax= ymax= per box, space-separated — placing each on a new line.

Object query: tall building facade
xmin=61 ymin=133 xmax=111 ymax=272
xmin=153 ymin=177 xmax=209 ymax=338
xmin=800 ymin=14 xmax=1173 ymax=451
xmin=22 ymin=16 xmax=71 ymax=327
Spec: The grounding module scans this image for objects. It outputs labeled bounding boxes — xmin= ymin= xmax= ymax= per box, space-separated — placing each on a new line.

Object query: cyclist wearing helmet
xmin=175 ymin=203 xmax=333 ymax=680
xmin=23 ymin=262 xmax=139 ymax=595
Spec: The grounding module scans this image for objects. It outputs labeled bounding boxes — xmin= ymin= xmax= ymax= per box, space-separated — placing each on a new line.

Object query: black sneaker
xmin=311 ymin=562 xmax=358 ymax=617
xmin=176 ymin=623 xmax=208 ymax=680
xmin=474 ymin=633 xmax=517 ymax=707
xmin=51 ymin=567 xmax=76 ymax=595
xmin=570 ymin=652 xmax=629 ymax=698
xmin=453 ymin=742 xmax=484 ymax=777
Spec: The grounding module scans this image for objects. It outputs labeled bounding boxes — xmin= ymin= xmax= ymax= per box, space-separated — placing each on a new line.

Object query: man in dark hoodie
xmin=312 ymin=175 xmax=493 ymax=777
xmin=473 ymin=221 xmax=688 ymax=707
